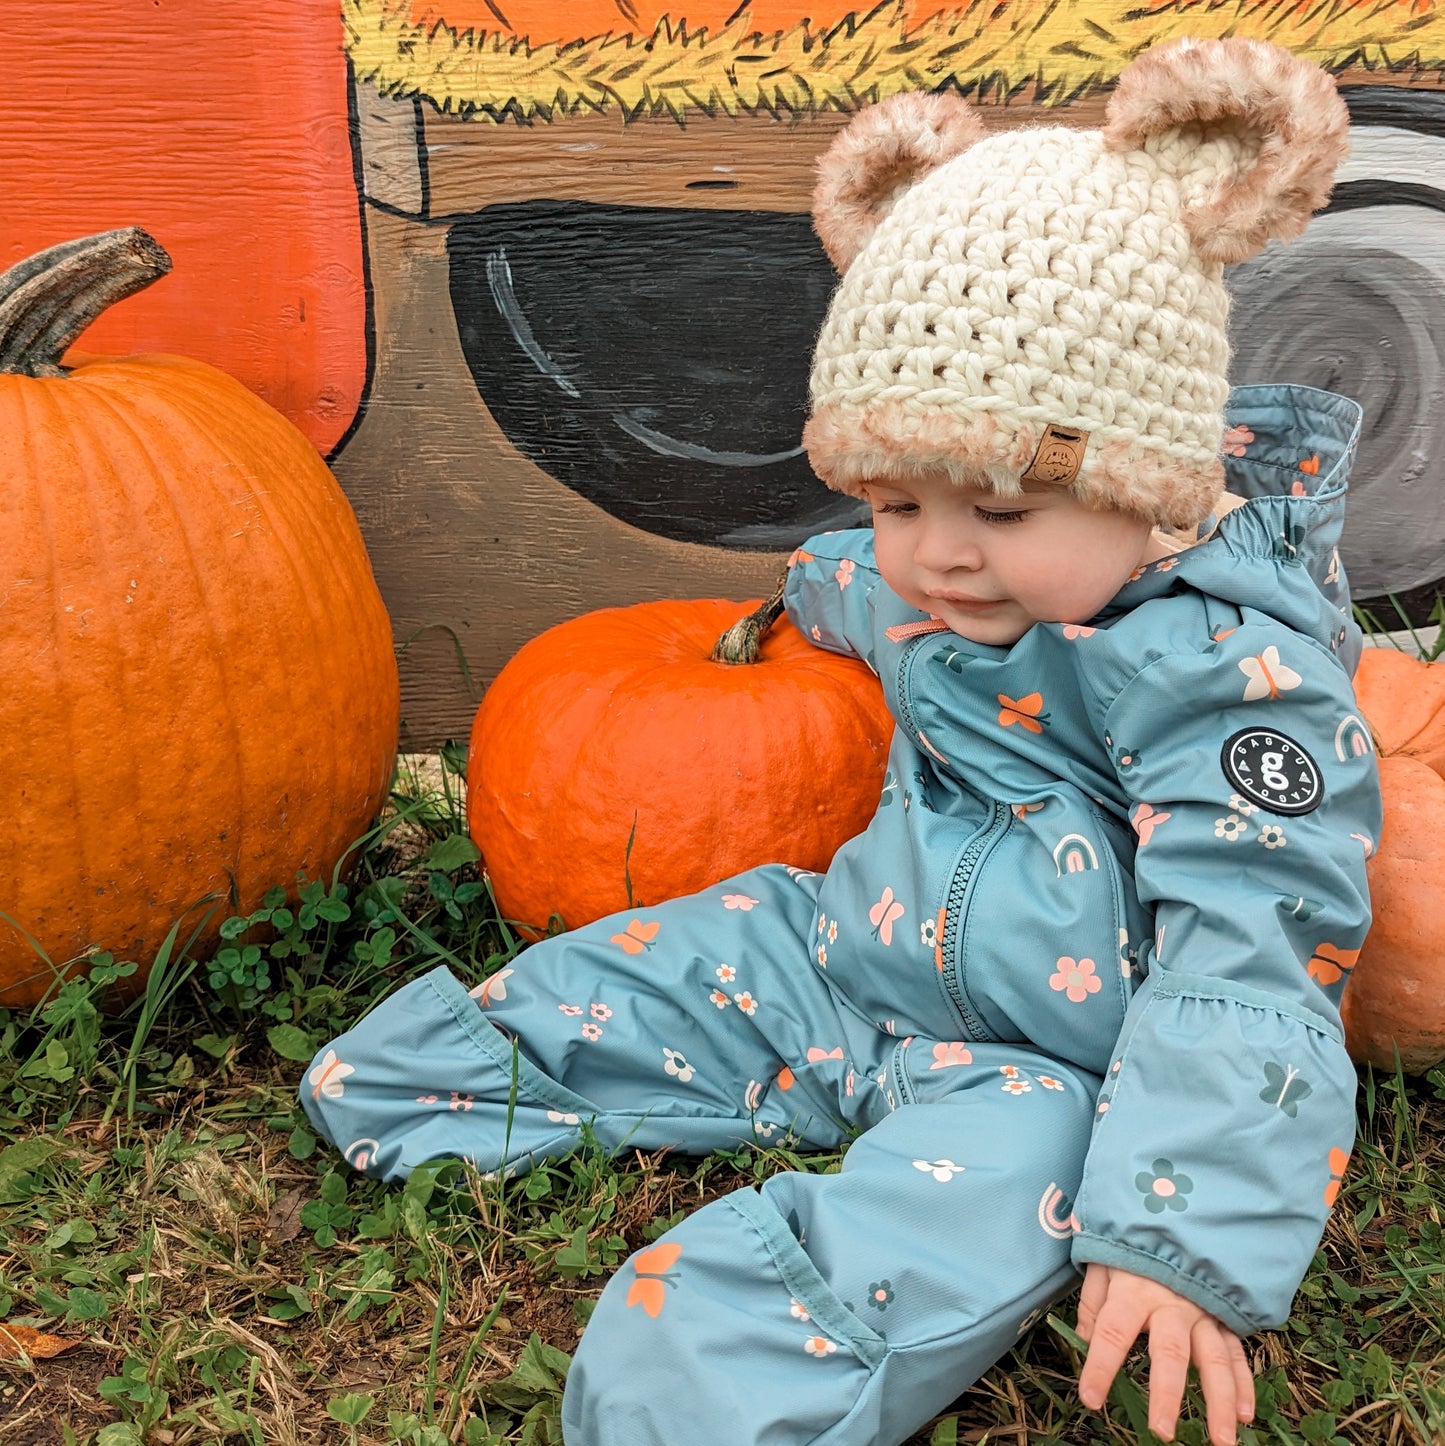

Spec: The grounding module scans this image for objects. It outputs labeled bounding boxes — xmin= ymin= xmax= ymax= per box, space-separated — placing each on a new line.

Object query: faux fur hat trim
xmin=1102 ymin=36 xmax=1349 ymax=264
xmin=803 ymin=403 xmax=1226 ymax=531
xmin=812 ymin=91 xmax=986 ymax=272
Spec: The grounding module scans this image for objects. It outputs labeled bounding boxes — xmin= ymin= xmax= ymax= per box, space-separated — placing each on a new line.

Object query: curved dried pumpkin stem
xmin=0 ymin=228 xmax=172 ymax=377
xmin=712 ymin=568 xmax=790 ymax=664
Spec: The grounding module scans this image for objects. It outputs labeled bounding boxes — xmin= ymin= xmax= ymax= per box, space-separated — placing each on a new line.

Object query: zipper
xmin=939 ymin=801 xmax=1011 ymax=1040
xmin=894 ymin=635 xmax=925 ymax=742
xmin=895 ymin=631 xmax=1007 ymax=1041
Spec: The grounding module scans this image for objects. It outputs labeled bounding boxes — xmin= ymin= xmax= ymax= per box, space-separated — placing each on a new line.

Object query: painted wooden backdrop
xmin=8 ymin=2 xmax=1445 ymax=745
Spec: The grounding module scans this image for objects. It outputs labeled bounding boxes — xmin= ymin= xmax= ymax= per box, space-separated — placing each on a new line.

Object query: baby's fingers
xmin=1191 ymin=1318 xmax=1244 ymax=1446
xmin=1229 ymin=1333 xmax=1256 ymax=1425
xmin=1078 ymin=1298 xmax=1145 ymax=1412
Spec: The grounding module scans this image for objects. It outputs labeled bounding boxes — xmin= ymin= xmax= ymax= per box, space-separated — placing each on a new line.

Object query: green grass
xmin=1 ymin=749 xmax=1442 ymax=1446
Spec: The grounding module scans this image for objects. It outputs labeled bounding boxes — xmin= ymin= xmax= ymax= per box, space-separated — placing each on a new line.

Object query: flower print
xmin=880 ymin=771 xmax=897 ymax=807
xmin=1130 ymin=803 xmax=1171 ymax=847
xmin=590 ymin=1002 xmax=613 ymax=1021
xmin=834 ymin=558 xmax=856 ymax=590
xmin=1127 ymin=564 xmax=1147 ymax=583
xmin=1037 ymin=1075 xmax=1065 ymax=1091
xmin=920 ymin=915 xmax=938 ymax=950
xmin=913 ymin=1158 xmax=966 ymax=1182
xmin=416 ymin=1094 xmax=438 ymax=1105
xmin=581 ymin=1022 xmax=604 ymax=1041
xmin=308 ymin=1050 xmax=355 ymax=1101
xmin=804 ymin=1335 xmax=838 ymax=1357
xmin=1049 ymin=956 xmax=1102 ymax=1003
xmin=1213 ymin=813 xmax=1246 ymax=841
xmin=1002 ymin=1078 xmax=1033 ymax=1096
xmin=469 ymin=968 xmax=514 ymax=1007
xmin=1222 ymin=423 xmax=1255 ymax=456
xmin=997 ymin=691 xmax=1050 ymax=733
xmin=816 ymin=944 xmax=828 ymax=968
xmin=1155 ymin=556 xmax=1180 ymax=573
xmin=663 ymin=1047 xmax=696 ymax=1083
xmin=734 ymin=991 xmax=759 ymax=1016
xmin=723 ymin=893 xmax=758 ymax=911
xmin=811 ymin=625 xmax=822 ymax=641
xmin=827 ymin=920 xmax=838 ymax=944
xmin=611 ymin=918 xmax=660 ymax=954
xmin=1061 ymin=623 xmax=1096 ymax=639
xmin=716 ymin=964 xmax=737 ymax=983
xmin=449 ymin=1092 xmax=475 ymax=1112
xmin=1239 ymin=646 xmax=1303 ymax=702
xmin=1307 ymin=942 xmax=1359 ymax=986
xmin=1137 ymin=1159 xmax=1193 ymax=1213
xmin=818 ymin=914 xmax=827 ymax=935
xmin=1324 ymin=1145 xmax=1350 ymax=1207
xmin=547 ymin=1109 xmax=581 ymax=1125
xmin=790 ymin=1298 xmax=810 ymax=1321
xmin=1325 ymin=548 xmax=1340 ymax=586
xmin=1000 ymin=1064 xmax=1021 ymax=1079
xmin=1228 ymin=793 xmax=1258 ymax=816
xmin=929 ymin=1041 xmax=973 ymax=1070
xmin=754 ymin=1121 xmax=778 ymax=1139
xmin=709 ymin=989 xmax=731 ymax=1008
xmin=1259 ymin=823 xmax=1288 ymax=850
xmin=1113 ymin=745 xmax=1141 ymax=771
xmin=866 ymin=1280 xmax=894 ymax=1312
xmin=558 ymin=1003 xmax=584 ymax=1016
xmin=868 ymin=886 xmax=905 ymax=946
xmin=1118 ymin=929 xmax=1137 ymax=979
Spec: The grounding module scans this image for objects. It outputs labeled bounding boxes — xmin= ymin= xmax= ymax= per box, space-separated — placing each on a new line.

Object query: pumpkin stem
xmin=712 ymin=569 xmax=790 ymax=664
xmin=0 ymin=228 xmax=172 ymax=377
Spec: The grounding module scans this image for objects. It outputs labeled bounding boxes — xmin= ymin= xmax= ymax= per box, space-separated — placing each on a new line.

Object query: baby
xmin=303 ymin=35 xmax=1381 ymax=1446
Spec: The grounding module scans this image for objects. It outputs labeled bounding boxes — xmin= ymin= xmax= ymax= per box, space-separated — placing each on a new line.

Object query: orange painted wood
xmin=0 ymin=1 xmax=365 ymax=455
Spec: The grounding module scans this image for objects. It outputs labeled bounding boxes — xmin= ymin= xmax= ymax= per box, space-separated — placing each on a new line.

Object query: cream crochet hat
xmin=804 ymin=37 xmax=1350 ymax=530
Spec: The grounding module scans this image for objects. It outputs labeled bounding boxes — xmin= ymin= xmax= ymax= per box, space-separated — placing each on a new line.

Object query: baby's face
xmin=864 ymin=471 xmax=1155 ymax=645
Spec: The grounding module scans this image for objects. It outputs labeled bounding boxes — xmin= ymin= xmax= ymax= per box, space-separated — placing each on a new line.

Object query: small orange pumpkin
xmin=0 ymin=230 xmax=399 ymax=1007
xmin=1344 ymin=649 xmax=1445 ymax=1072
xmin=467 ymin=592 xmax=893 ymax=935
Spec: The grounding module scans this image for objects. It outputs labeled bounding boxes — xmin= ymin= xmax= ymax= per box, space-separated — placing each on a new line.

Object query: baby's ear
xmin=1102 ymin=37 xmax=1350 ymax=264
xmin=813 ymin=91 xmax=985 ymax=272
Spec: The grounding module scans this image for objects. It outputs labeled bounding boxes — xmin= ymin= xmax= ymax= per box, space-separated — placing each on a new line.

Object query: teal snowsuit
xmin=302 ymin=383 xmax=1380 ymax=1446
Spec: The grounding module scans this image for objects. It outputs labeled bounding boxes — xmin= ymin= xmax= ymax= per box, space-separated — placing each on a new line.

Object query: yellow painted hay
xmin=345 ymin=0 xmax=1445 ymax=122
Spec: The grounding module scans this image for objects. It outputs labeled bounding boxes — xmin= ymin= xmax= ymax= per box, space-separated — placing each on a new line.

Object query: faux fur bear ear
xmin=1102 ymin=37 xmax=1350 ymax=265
xmin=812 ymin=91 xmax=986 ymax=273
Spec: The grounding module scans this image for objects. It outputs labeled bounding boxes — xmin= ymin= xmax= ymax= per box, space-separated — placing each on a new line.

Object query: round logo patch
xmin=1221 ymin=729 xmax=1324 ymax=816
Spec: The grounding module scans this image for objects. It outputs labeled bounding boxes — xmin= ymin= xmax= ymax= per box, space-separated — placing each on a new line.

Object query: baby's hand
xmin=1076 ymin=1263 xmax=1255 ymax=1446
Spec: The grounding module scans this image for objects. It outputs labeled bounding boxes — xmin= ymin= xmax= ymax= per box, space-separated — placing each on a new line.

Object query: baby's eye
xmin=873 ymin=499 xmax=917 ymax=516
xmin=976 ymin=508 xmax=1029 ymax=525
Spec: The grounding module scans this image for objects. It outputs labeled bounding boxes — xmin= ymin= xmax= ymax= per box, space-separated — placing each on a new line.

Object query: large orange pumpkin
xmin=467 ymin=593 xmax=893 ymax=935
xmin=0 ymin=230 xmax=400 ymax=1008
xmin=1343 ymin=648 xmax=1445 ymax=1073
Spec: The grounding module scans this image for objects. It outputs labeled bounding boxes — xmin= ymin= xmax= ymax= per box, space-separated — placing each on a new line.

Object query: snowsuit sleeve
xmin=781 ymin=530 xmax=887 ymax=672
xmin=1072 ymin=622 xmax=1380 ymax=1336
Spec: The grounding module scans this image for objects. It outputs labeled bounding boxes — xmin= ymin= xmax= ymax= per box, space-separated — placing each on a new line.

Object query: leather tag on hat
xmin=1021 ymin=424 xmax=1088 ymax=485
